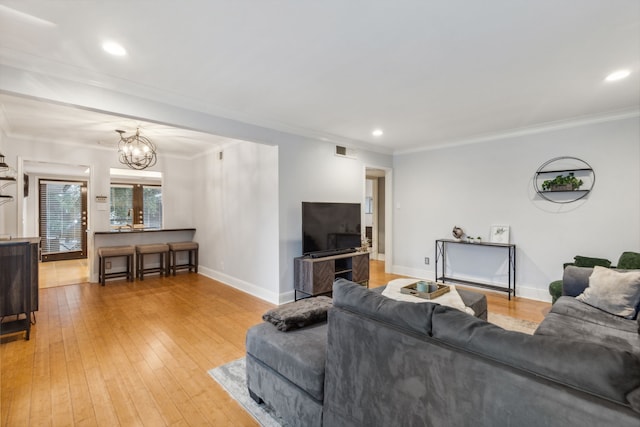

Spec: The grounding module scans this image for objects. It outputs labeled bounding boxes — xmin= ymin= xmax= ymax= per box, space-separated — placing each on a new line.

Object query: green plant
xmin=541 ymin=173 xmax=583 ymax=191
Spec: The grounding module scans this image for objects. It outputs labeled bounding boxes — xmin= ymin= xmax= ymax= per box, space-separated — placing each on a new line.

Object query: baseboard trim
xmin=198 ymin=266 xmax=280 ymax=305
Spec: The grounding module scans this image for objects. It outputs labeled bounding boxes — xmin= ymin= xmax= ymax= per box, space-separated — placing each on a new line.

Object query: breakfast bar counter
xmin=92 ymin=228 xmax=196 ymax=282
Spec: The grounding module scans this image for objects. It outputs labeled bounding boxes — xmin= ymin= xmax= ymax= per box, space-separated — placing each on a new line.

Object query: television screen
xmin=302 ymin=202 xmax=361 ymax=256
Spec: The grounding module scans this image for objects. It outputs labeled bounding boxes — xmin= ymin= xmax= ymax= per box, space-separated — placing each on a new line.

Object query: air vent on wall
xmin=335 ymin=145 xmax=357 ymax=159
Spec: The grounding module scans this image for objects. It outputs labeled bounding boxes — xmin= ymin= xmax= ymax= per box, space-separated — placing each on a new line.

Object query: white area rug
xmin=208 ymin=315 xmax=539 ymax=426
xmin=488 ymin=312 xmax=539 ymax=334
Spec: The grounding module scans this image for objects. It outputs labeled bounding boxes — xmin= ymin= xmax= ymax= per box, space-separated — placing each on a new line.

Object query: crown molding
xmin=395 ymin=108 xmax=640 ymax=156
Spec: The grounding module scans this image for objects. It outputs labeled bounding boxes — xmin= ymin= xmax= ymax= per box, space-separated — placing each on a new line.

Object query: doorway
xmin=365 ymin=168 xmax=388 ymax=262
xmin=38 ymin=179 xmax=88 ymax=261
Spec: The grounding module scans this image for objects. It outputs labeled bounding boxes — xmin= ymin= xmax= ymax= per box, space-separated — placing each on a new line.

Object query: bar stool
xmin=97 ymin=245 xmax=135 ymax=286
xmin=168 ymin=241 xmax=199 ymax=276
xmin=135 ymin=243 xmax=170 ymax=280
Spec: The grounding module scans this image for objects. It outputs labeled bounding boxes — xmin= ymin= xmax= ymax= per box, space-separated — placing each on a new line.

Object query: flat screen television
xmin=302 ymin=202 xmax=361 ymax=256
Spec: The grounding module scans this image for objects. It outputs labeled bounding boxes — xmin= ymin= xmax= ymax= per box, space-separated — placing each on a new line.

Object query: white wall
xmin=3 ymin=135 xmax=195 ymax=231
xmin=1 ymin=134 xmax=196 ymax=280
xmin=0 ymin=66 xmax=396 ymax=303
xmin=392 ymin=115 xmax=640 ymax=301
xmin=278 ymin=140 xmax=392 ymax=302
xmin=194 ymin=141 xmax=280 ymax=303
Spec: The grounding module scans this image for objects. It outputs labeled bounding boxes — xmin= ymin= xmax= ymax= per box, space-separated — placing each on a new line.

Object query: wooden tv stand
xmin=294 ymin=251 xmax=369 ymax=300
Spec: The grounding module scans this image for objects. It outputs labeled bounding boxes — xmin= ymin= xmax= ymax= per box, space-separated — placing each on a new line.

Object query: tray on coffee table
xmin=400 ymin=281 xmax=450 ymax=300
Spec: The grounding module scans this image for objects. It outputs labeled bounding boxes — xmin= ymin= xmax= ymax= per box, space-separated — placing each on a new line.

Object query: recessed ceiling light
xmin=372 ymin=129 xmax=384 ymax=137
xmin=605 ymin=69 xmax=630 ymax=82
xmin=102 ymin=41 xmax=127 ymax=56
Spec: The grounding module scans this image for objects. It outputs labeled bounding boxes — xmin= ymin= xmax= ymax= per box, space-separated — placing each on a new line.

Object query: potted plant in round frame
xmin=541 ymin=173 xmax=583 ymax=192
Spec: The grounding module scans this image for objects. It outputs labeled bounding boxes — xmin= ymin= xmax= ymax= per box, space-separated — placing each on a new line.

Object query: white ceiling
xmin=0 ymin=92 xmax=237 ymax=158
xmin=0 ymin=1 xmax=638 ymax=154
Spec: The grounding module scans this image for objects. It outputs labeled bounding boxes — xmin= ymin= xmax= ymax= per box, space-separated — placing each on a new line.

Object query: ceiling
xmin=0 ymin=1 xmax=638 ymax=155
xmin=0 ymin=92 xmax=238 ymax=159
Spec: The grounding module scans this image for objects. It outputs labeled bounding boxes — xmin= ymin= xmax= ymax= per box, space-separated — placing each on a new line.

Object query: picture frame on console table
xmin=490 ymin=225 xmax=510 ymax=244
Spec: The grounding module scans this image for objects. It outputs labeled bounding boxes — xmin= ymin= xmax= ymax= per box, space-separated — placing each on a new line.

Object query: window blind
xmin=39 ymin=180 xmax=84 ymax=255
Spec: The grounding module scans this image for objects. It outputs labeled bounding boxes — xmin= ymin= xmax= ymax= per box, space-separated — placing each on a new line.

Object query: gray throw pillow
xmin=576 ymin=266 xmax=640 ymax=319
xmin=262 ymin=296 xmax=333 ymax=331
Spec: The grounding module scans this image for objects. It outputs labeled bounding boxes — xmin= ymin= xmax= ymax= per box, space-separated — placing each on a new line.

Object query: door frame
xmin=364 ymin=166 xmax=393 ymax=274
xmin=38 ymin=178 xmax=89 ymax=262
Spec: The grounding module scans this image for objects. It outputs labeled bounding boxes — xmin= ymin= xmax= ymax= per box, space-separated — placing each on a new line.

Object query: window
xmin=110 ymin=183 xmax=162 ymax=228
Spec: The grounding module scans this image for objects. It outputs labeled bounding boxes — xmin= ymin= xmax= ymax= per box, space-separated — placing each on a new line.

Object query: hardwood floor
xmin=39 ymin=259 xmax=89 ymax=289
xmin=1 ymin=260 xmax=550 ymax=426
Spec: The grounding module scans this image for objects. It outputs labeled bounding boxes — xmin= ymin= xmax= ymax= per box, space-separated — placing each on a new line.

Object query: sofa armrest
xmin=562 ymin=266 xmax=594 ymax=297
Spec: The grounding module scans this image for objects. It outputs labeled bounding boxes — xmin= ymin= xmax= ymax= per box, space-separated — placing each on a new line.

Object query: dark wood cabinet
xmin=0 ymin=238 xmax=39 ymax=340
xmin=294 ymin=251 xmax=369 ymax=299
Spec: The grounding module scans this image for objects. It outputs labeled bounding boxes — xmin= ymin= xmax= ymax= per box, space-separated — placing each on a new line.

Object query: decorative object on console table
xmin=294 ymin=251 xmax=369 ymax=300
xmin=435 ymin=238 xmax=516 ymax=300
xmin=490 ymin=225 xmax=510 ymax=244
xmin=452 ymin=226 xmax=464 ymax=240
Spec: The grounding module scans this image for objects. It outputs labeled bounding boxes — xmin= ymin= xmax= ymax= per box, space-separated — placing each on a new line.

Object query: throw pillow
xmin=262 ymin=296 xmax=332 ymax=331
xmin=576 ymin=266 xmax=640 ymax=319
xmin=573 ymin=255 xmax=611 ymax=268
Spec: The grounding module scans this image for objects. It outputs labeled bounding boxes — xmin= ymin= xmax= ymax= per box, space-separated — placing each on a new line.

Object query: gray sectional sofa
xmin=246 ymin=276 xmax=640 ymax=426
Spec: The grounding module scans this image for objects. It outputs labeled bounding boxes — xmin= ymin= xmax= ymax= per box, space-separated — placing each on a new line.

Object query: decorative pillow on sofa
xmin=576 ymin=266 xmax=640 ymax=319
xmin=262 ymin=296 xmax=333 ymax=331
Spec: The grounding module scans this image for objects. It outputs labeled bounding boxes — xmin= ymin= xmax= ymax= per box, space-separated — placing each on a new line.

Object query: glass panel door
xmin=110 ymin=185 xmax=134 ymax=228
xmin=39 ymin=180 xmax=88 ymax=261
xmin=143 ymin=185 xmax=162 ymax=228
xmin=110 ymin=183 xmax=162 ymax=229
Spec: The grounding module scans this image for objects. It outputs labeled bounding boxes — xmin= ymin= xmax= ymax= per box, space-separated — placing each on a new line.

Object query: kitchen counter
xmin=0 ymin=237 xmax=41 ymax=245
xmin=94 ymin=228 xmax=195 ymax=235
xmin=92 ymin=228 xmax=196 ymax=282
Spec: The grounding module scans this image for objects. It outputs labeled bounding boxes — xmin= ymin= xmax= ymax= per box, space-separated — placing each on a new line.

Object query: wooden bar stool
xmin=97 ymin=245 xmax=135 ymax=286
xmin=168 ymin=241 xmax=199 ymax=276
xmin=135 ymin=243 xmax=170 ymax=280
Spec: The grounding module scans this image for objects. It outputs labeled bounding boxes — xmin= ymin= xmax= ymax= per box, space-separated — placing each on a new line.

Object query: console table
xmin=294 ymin=251 xmax=369 ymax=300
xmin=435 ymin=239 xmax=516 ymax=300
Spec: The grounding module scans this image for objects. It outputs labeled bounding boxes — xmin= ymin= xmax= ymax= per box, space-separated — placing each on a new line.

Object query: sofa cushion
xmin=431 ymin=305 xmax=640 ymax=407
xmin=457 ymin=288 xmax=488 ymax=320
xmin=562 ymin=265 xmax=594 ymax=297
xmin=245 ymin=321 xmax=327 ymax=401
xmin=576 ymin=266 xmax=640 ymax=319
xmin=333 ymin=279 xmax=436 ymax=337
xmin=535 ymin=297 xmax=639 ymax=355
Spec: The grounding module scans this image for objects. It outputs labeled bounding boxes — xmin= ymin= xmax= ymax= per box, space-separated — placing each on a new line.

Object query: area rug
xmin=208 ymin=358 xmax=285 ymax=427
xmin=208 ymin=314 xmax=539 ymax=426
xmin=487 ymin=312 xmax=539 ymax=334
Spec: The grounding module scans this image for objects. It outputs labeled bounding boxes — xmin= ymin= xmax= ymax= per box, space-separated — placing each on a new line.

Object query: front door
xmin=39 ymin=179 xmax=88 ymax=261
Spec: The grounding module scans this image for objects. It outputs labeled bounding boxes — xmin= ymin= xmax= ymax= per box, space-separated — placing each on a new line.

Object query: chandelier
xmin=116 ymin=128 xmax=157 ymax=170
